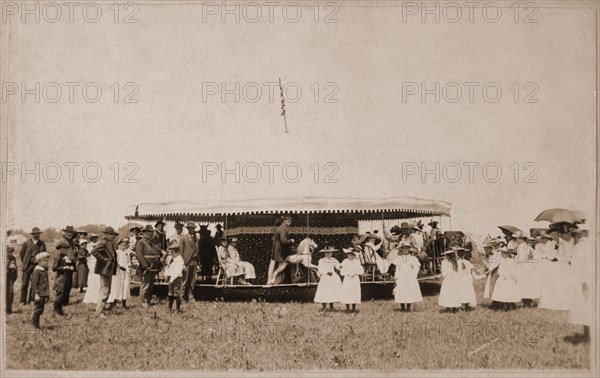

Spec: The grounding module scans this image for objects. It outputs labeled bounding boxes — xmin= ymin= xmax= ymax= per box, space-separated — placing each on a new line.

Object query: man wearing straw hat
xmin=19 ymin=227 xmax=46 ymax=306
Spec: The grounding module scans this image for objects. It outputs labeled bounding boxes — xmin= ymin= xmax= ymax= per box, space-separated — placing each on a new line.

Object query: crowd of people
xmin=4 ymin=214 xmax=594 ymax=343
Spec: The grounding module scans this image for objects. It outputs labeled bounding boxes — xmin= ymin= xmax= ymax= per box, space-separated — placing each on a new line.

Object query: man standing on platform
xmin=174 ymin=222 xmax=198 ymax=301
xmin=19 ymin=227 xmax=46 ymax=306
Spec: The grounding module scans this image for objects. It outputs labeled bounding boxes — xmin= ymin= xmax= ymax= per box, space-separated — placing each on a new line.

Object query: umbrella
xmin=534 ymin=208 xmax=579 ymax=223
xmin=498 ymin=225 xmax=522 ymax=235
xmin=572 ymin=210 xmax=587 ymax=223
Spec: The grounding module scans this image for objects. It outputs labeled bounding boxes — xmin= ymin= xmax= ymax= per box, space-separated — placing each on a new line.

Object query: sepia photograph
xmin=0 ymin=0 xmax=598 ymax=376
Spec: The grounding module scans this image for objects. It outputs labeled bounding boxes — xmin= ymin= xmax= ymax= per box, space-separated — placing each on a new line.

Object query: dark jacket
xmin=6 ymin=253 xmax=18 ymax=282
xmin=53 ymin=250 xmax=75 ymax=291
xmin=91 ymin=238 xmax=118 ymax=277
xmin=173 ymin=233 xmax=198 ymax=266
xmin=272 ymin=224 xmax=293 ymax=262
xmin=135 ymin=236 xmax=161 ymax=275
xmin=31 ymin=266 xmax=50 ymax=297
xmin=20 ymin=239 xmax=47 ymax=270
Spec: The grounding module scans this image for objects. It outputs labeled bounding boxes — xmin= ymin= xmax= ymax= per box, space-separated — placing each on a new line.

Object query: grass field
xmin=3 ymin=278 xmax=592 ymax=371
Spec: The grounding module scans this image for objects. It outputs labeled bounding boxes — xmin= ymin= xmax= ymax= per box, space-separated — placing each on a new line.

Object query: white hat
xmin=35 ymin=252 xmax=50 ymax=261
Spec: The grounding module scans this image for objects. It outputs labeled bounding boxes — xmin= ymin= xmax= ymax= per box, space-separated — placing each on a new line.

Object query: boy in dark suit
xmin=31 ymin=252 xmax=50 ymax=328
xmin=53 ymin=241 xmax=76 ymax=316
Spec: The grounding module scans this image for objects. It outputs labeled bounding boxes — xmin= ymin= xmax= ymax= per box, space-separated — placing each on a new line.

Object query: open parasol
xmin=498 ymin=225 xmax=522 ymax=235
xmin=534 ymin=208 xmax=580 ymax=224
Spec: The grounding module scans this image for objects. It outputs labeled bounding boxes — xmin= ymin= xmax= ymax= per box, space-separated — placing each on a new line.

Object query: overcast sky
xmin=2 ymin=3 xmax=596 ymax=237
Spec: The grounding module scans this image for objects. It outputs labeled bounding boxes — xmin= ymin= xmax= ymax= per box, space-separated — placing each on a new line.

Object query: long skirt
xmin=340 ymin=275 xmax=361 ymax=304
xmin=539 ymin=261 xmax=572 ymax=310
xmin=394 ymin=275 xmax=423 ymax=304
xmin=314 ymin=274 xmax=341 ymax=303
xmin=239 ymin=261 xmax=256 ymax=279
xmin=77 ymin=261 xmax=89 ymax=288
xmin=518 ymin=262 xmax=540 ymax=300
xmin=491 ymin=276 xmax=521 ymax=303
xmin=457 ymin=275 xmax=477 ymax=306
xmin=438 ymin=275 xmax=462 ymax=308
xmin=108 ymin=269 xmax=130 ymax=303
xmin=83 ymin=261 xmax=101 ymax=304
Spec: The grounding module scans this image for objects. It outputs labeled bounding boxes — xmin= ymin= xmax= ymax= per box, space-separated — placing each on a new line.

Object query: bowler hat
xmin=142 ymin=225 xmax=154 ymax=233
xmin=185 ymin=221 xmax=196 ymax=229
xmin=89 ymin=233 xmax=99 ymax=239
xmin=103 ymin=226 xmax=119 ymax=235
xmin=63 ymin=225 xmax=75 ymax=232
xmin=282 ymin=215 xmax=293 ymax=220
xmin=390 ymin=225 xmax=402 ymax=234
xmin=30 ymin=227 xmax=41 ymax=234
xmin=155 ymin=220 xmax=166 ymax=227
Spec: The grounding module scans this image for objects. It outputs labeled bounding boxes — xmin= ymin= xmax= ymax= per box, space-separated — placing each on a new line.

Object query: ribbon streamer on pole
xmin=279 ymin=77 xmax=289 ymax=133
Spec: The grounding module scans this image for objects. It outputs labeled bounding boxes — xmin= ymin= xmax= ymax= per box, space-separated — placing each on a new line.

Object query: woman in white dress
xmin=107 ymin=238 xmax=132 ymax=308
xmin=83 ymin=242 xmax=100 ymax=304
xmin=568 ymin=227 xmax=593 ymax=342
xmin=513 ymin=231 xmax=540 ymax=307
xmin=539 ymin=224 xmax=575 ymax=310
xmin=314 ymin=248 xmax=341 ymax=311
xmin=489 ymin=247 xmax=520 ymax=311
xmin=339 ymin=248 xmax=364 ymax=313
xmin=392 ymin=241 xmax=422 ymax=312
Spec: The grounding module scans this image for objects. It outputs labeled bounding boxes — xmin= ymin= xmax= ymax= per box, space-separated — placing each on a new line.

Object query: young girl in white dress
xmin=456 ymin=247 xmax=477 ymax=311
xmin=339 ymin=248 xmax=364 ymax=313
xmin=107 ymin=238 xmax=132 ymax=308
xmin=83 ymin=242 xmax=100 ymax=304
xmin=438 ymin=249 xmax=461 ymax=313
xmin=392 ymin=241 xmax=422 ymax=312
xmin=314 ymin=247 xmax=341 ymax=311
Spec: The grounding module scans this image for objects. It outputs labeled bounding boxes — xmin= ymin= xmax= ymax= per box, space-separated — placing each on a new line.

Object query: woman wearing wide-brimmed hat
xmin=488 ymin=247 xmax=520 ymax=311
xmin=392 ymin=241 xmax=422 ymax=312
xmin=314 ymin=247 xmax=341 ymax=311
xmin=513 ymin=231 xmax=540 ymax=307
xmin=568 ymin=226 xmax=593 ymax=342
xmin=539 ymin=223 xmax=576 ymax=311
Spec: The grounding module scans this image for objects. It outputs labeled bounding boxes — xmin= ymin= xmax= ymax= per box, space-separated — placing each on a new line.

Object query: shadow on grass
xmin=563 ymin=333 xmax=590 ymax=345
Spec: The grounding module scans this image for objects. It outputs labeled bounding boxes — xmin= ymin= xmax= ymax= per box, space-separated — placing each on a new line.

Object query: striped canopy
xmin=125 ymin=196 xmax=451 ymax=223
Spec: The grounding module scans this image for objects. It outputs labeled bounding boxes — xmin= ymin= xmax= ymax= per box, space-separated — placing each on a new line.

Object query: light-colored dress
xmin=314 ymin=257 xmax=341 ymax=303
xmin=568 ymin=236 xmax=594 ymax=326
xmin=227 ymin=246 xmax=256 ymax=280
xmin=392 ymin=254 xmax=422 ymax=304
xmin=539 ymin=238 xmax=574 ymax=310
xmin=108 ymin=248 xmax=132 ymax=303
xmin=83 ymin=251 xmax=100 ymax=304
xmin=438 ymin=259 xmax=462 ymax=308
xmin=339 ymin=258 xmax=364 ymax=304
xmin=516 ymin=242 xmax=541 ymax=300
xmin=490 ymin=256 xmax=521 ymax=303
xmin=362 ymin=242 xmax=389 ymax=274
xmin=456 ymin=259 xmax=477 ymax=306
xmin=217 ymin=246 xmax=243 ymax=278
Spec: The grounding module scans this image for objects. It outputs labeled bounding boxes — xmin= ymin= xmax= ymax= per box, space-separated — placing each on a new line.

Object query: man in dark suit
xmin=135 ymin=225 xmax=162 ymax=308
xmin=19 ymin=227 xmax=46 ymax=306
xmin=267 ymin=215 xmax=295 ymax=285
xmin=56 ymin=226 xmax=77 ymax=305
xmin=173 ymin=222 xmax=199 ymax=302
xmin=91 ymin=226 xmax=118 ymax=317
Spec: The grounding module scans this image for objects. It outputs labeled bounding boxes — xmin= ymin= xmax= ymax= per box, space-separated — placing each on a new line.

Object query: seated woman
xmin=216 ymin=238 xmax=245 ymax=284
xmin=226 ymin=238 xmax=256 ymax=284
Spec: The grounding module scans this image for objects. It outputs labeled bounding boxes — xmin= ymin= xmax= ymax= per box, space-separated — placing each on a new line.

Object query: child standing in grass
xmin=392 ymin=241 xmax=422 ymax=312
xmin=455 ymin=247 xmax=477 ymax=311
xmin=438 ymin=249 xmax=461 ymax=313
xmin=164 ymin=240 xmax=184 ymax=313
xmin=31 ymin=252 xmax=50 ymax=329
xmin=314 ymin=247 xmax=341 ymax=311
xmin=339 ymin=248 xmax=364 ymax=313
